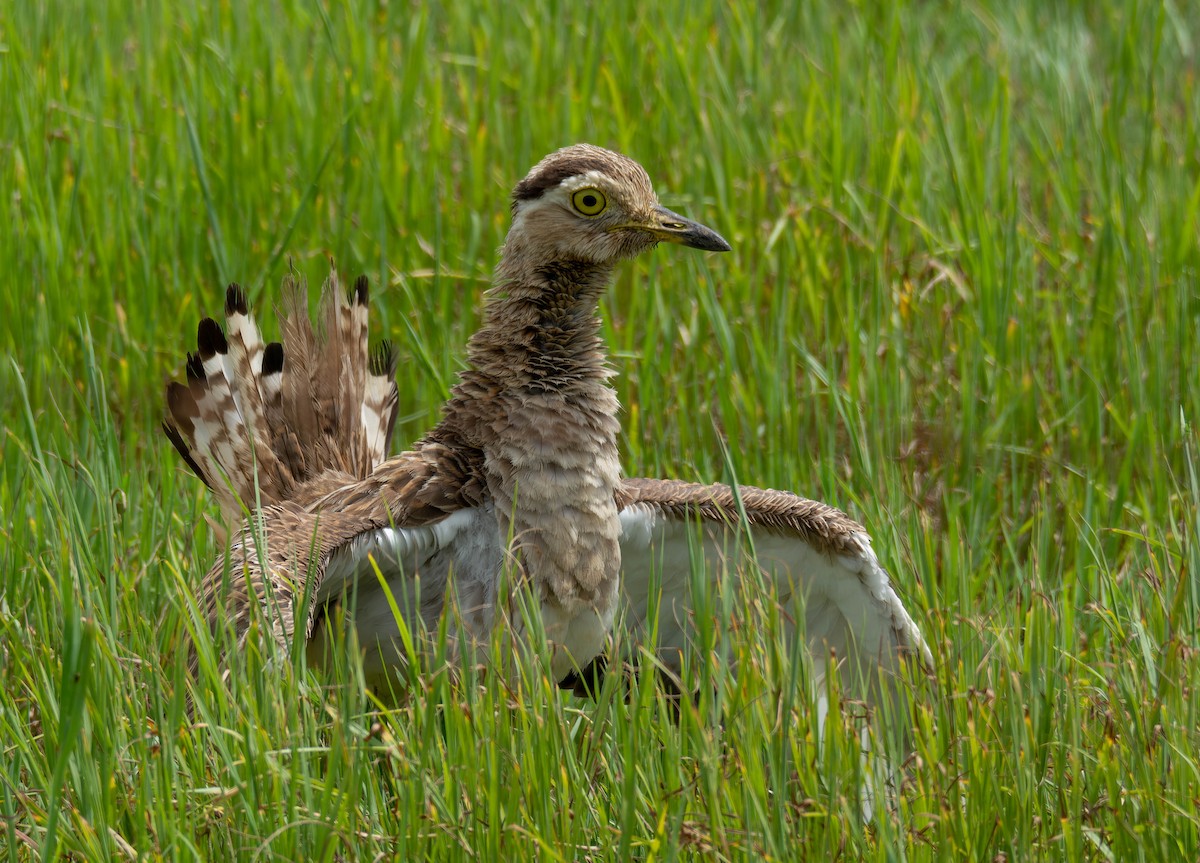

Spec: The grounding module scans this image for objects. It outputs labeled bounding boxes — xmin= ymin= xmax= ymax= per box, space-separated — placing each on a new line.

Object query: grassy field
xmin=3 ymin=0 xmax=1199 ymax=858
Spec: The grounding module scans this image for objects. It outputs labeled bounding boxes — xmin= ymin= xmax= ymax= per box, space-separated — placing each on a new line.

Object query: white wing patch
xmin=315 ymin=507 xmax=504 ymax=686
xmin=617 ymin=503 xmax=928 ymax=691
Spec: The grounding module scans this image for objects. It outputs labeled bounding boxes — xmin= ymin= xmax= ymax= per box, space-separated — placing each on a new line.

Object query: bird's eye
xmin=571 ymin=187 xmax=607 ymax=217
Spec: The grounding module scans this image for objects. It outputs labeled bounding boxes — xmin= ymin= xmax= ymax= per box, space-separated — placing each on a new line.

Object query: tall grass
xmin=2 ymin=0 xmax=1198 ymax=858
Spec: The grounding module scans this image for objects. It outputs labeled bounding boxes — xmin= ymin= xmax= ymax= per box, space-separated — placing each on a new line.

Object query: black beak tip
xmin=708 ymin=233 xmax=733 ymax=253
xmin=690 ymin=227 xmax=732 ymax=253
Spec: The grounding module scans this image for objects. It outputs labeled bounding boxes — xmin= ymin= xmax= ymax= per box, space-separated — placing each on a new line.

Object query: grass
xmin=2 ymin=0 xmax=1199 ymax=858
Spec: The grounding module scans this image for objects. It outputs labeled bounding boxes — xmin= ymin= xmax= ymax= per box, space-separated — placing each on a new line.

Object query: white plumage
xmin=302 ymin=484 xmax=930 ymax=702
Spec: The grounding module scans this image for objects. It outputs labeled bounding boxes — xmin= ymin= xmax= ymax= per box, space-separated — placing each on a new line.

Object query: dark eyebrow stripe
xmin=512 ymin=156 xmax=614 ymax=201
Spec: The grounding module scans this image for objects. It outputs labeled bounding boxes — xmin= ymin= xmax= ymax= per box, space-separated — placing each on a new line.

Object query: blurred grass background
xmin=2 ymin=0 xmax=1199 ymax=859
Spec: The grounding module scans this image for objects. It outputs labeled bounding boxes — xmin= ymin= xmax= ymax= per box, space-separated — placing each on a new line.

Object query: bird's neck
xmin=423 ymin=247 xmax=623 ymax=670
xmin=437 ymin=248 xmax=623 ymax=453
xmin=465 ymin=252 xmax=616 ymax=390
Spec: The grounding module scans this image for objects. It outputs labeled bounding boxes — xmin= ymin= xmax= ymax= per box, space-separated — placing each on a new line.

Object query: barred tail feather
xmin=363 ymin=340 xmax=400 ymax=467
xmin=343 ymin=276 xmax=372 ymax=473
xmin=278 ymin=272 xmax=320 ymax=458
xmin=169 ymin=317 xmax=262 ymax=515
xmin=164 ymin=268 xmax=400 ymax=518
xmin=224 ymin=284 xmax=267 ymax=435
xmin=318 ymin=272 xmax=373 ymax=476
xmin=260 ymin=340 xmax=306 ymax=480
xmin=224 ymin=284 xmax=293 ymax=502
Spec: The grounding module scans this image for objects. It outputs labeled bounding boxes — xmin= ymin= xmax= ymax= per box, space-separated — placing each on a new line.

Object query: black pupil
xmin=582 ymin=194 xmax=597 ymax=208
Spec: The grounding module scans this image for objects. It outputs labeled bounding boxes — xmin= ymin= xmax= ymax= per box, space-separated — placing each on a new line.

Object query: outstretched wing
xmin=192 ymin=442 xmax=493 ymax=683
xmin=166 ymin=272 xmax=505 ymax=686
xmin=611 ymin=477 xmax=931 ymax=694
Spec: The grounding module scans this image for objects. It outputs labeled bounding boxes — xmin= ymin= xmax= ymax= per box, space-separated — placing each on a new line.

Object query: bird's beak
xmin=624 ymin=205 xmax=732 ymax=252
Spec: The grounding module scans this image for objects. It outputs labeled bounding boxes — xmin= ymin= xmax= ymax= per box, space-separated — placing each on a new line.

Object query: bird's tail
xmin=164 ymin=269 xmax=399 ymax=519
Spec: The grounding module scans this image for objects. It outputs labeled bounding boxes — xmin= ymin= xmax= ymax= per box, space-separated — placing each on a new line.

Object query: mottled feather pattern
xmin=340 ymin=276 xmax=371 ymax=474
xmin=188 ymin=317 xmax=260 ymax=516
xmin=223 ymin=285 xmax=267 ymax=432
xmin=363 ymin=341 xmax=399 ymax=466
xmin=315 ymin=273 xmax=351 ymax=470
xmin=196 ymin=447 xmax=485 ymax=661
xmin=616 ymin=478 xmax=864 ymax=556
xmin=166 ymin=147 xmax=925 ymax=707
xmin=164 ymin=270 xmax=422 ymax=668
xmin=259 ymin=342 xmax=286 ymax=435
xmin=224 ymin=284 xmax=292 ymax=505
xmin=164 ymin=269 xmax=401 ymax=523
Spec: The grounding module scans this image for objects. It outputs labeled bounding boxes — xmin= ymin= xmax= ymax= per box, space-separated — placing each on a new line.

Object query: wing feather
xmin=195 ymin=444 xmax=488 ymax=680
xmin=612 ymin=478 xmax=931 ymax=694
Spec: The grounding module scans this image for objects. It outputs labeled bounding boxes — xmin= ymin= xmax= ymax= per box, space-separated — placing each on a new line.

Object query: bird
xmin=164 ymin=144 xmax=931 ymax=706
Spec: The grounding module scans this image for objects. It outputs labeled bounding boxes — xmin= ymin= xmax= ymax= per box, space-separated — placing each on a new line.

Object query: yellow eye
xmin=571 ymin=187 xmax=607 ymax=216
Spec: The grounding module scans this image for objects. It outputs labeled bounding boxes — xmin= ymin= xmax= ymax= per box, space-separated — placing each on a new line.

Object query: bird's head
xmin=506 ymin=144 xmax=731 ymax=264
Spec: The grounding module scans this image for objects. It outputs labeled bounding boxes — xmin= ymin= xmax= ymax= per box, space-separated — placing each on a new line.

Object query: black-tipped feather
xmin=162 ymin=420 xmax=211 ymax=488
xmin=164 ymin=270 xmax=400 ymax=520
xmin=225 ymin=283 xmax=249 ymax=316
xmin=185 ymin=352 xmax=205 ymax=382
xmin=369 ymin=341 xmax=397 ymax=376
xmin=263 ymin=341 xmax=284 ymax=375
xmin=197 ymin=318 xmax=227 ymax=356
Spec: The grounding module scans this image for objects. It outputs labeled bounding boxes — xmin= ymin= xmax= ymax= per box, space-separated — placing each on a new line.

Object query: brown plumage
xmin=165 ymin=144 xmax=929 ymax=700
xmin=616 ymin=478 xmax=871 ymax=555
xmin=166 ymin=145 xmax=731 ymax=682
xmin=165 ymin=272 xmax=398 ymax=520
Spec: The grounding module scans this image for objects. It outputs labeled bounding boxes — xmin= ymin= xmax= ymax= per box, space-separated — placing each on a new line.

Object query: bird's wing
xmin=613 ymin=477 xmax=932 ymax=691
xmin=194 ymin=442 xmax=490 ymax=666
xmin=167 ymin=271 xmax=505 ymax=677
